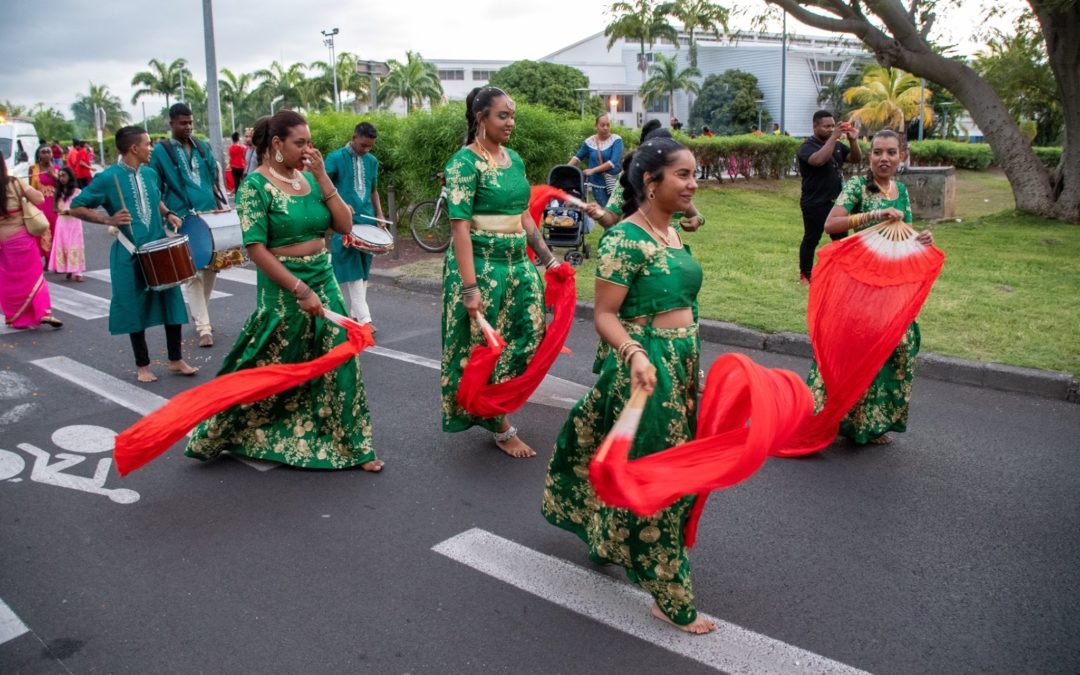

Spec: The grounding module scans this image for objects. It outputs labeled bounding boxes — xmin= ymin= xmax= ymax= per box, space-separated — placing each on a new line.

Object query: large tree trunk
xmin=769 ymin=0 xmax=1080 ymax=223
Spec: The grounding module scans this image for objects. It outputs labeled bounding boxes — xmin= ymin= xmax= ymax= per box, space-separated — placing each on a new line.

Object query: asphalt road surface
xmin=2 ymin=226 xmax=1078 ymax=674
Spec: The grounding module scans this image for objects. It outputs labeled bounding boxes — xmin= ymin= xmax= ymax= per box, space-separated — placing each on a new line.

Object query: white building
xmin=427 ymin=29 xmax=871 ymax=137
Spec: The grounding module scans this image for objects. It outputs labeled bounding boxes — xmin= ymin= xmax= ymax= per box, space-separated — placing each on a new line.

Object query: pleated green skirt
xmin=543 ymin=322 xmax=701 ymax=625
xmin=186 ymin=251 xmax=375 ymax=469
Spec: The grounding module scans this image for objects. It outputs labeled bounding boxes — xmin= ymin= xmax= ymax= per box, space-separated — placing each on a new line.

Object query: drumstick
xmin=112 ymin=175 xmax=127 ymax=212
xmin=358 ymin=213 xmax=395 ymax=225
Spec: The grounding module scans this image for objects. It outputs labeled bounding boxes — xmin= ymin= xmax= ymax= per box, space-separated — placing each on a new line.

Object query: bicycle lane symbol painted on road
xmin=0 ymin=424 xmax=140 ymax=504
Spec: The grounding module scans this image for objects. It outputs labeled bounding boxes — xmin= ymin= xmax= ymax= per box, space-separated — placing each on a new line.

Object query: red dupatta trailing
xmin=113 ymin=312 xmax=374 ymax=476
xmin=589 ymin=222 xmax=945 ymax=546
xmin=456 ymin=262 xmax=576 ymax=418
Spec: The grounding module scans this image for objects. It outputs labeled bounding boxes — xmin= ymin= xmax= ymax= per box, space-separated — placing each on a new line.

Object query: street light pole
xmin=917 ymin=78 xmax=926 ymax=140
xmin=756 ymin=98 xmax=765 ymax=131
xmin=780 ymin=11 xmax=787 ymax=134
xmin=202 ymin=0 xmax=224 ymax=171
xmin=322 ymin=28 xmax=340 ymax=112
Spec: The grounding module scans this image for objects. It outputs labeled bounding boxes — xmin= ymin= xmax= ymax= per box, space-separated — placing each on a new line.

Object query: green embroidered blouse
xmin=595 ymin=222 xmax=703 ymax=319
xmin=237 ymin=173 xmax=330 ymax=248
xmin=836 ymin=175 xmax=913 ymax=228
xmin=444 ymin=147 xmax=531 ymax=220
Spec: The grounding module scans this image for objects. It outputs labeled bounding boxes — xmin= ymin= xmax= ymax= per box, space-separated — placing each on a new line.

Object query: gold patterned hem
xmin=275 ymin=249 xmax=329 ymax=263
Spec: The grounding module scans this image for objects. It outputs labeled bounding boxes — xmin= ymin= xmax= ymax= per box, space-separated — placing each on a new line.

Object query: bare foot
xmin=651 ymin=602 xmax=717 ymax=634
xmin=168 ymin=360 xmax=199 ymax=376
xmin=198 ymin=333 xmax=214 ymax=348
xmin=495 ymin=434 xmax=536 ymax=458
xmin=360 ymin=459 xmax=384 ymax=472
xmin=869 ymin=435 xmax=893 ymax=445
xmin=137 ymin=367 xmax=158 ymax=383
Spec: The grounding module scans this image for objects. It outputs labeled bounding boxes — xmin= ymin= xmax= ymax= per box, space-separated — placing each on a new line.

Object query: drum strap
xmin=112 ymin=228 xmax=137 ymax=255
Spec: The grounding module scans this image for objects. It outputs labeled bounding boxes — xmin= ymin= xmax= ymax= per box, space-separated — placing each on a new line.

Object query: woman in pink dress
xmin=29 ymin=146 xmax=59 ymax=236
xmin=48 ymin=167 xmax=85 ymax=280
xmin=0 ymin=159 xmax=62 ymax=329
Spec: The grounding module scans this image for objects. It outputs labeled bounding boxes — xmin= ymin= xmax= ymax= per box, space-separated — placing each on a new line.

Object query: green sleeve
xmin=444 ymin=153 xmax=477 ymax=221
xmin=836 ymin=175 xmax=865 ymax=214
xmin=70 ymin=171 xmax=113 ymax=213
xmin=605 ymin=180 xmax=624 ymax=217
xmin=899 ymin=183 xmax=913 ymax=223
xmin=324 ymin=150 xmax=340 ymax=183
xmin=595 ymin=227 xmax=645 ymax=288
xmin=237 ymin=178 xmax=270 ymax=246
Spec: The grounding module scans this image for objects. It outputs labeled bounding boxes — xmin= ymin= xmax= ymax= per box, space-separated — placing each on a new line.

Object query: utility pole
xmin=322 ymin=28 xmax=340 ymax=112
xmin=780 ymin=11 xmax=787 ymax=134
xmin=917 ymin=79 xmax=926 ymax=140
xmin=202 ymin=0 xmax=224 ymax=169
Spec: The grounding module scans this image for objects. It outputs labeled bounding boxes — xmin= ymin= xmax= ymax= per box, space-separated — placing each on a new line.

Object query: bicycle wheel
xmin=409 ymin=199 xmax=452 ymax=253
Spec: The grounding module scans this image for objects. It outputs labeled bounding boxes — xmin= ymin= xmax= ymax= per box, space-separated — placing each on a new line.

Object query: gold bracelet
xmin=622 ymin=346 xmax=647 ymax=367
xmin=321 ymin=189 xmax=339 ymax=203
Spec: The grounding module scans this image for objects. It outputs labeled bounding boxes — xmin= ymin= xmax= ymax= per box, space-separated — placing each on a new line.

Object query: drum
xmin=136 ymin=236 xmax=197 ymax=290
xmin=342 ymin=224 xmax=394 ymax=255
xmin=180 ymin=211 xmax=246 ymax=270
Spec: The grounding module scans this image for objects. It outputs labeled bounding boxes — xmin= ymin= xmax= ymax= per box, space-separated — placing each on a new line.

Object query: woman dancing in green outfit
xmin=809 ymin=129 xmax=935 ymax=445
xmin=441 ymin=87 xmax=562 ymax=458
xmin=186 ymin=111 xmax=383 ymax=472
xmin=543 ymin=137 xmax=717 ymax=634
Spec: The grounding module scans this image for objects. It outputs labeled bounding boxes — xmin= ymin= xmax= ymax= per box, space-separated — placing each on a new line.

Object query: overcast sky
xmin=0 ymin=0 xmax=1024 ymax=118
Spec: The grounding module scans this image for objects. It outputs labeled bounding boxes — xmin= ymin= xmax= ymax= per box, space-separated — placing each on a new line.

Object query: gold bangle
xmin=321 ymin=189 xmax=339 ymax=203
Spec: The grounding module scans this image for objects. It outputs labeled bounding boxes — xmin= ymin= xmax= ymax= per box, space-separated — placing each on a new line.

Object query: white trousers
xmin=339 ymin=279 xmax=372 ymax=325
xmin=182 ymin=268 xmax=217 ymax=336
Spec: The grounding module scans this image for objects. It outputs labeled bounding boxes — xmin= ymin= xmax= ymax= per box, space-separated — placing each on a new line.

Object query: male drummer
xmin=70 ymin=126 xmax=199 ymax=383
xmin=150 ymin=103 xmax=227 ymax=347
xmin=325 ymin=121 xmax=386 ymax=327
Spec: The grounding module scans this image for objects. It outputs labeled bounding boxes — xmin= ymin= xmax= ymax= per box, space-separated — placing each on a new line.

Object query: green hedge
xmin=682 ymin=134 xmax=801 ymax=179
xmin=907 ymin=140 xmax=994 ymax=169
xmin=1032 ymin=146 xmax=1062 ymax=169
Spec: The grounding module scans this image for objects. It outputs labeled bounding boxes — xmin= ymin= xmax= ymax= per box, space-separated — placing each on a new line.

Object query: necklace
xmin=874 ymin=178 xmax=896 ymax=198
xmin=268 ymin=163 xmax=303 ymax=191
xmin=474 ymin=140 xmax=508 ymax=171
xmin=639 ymin=209 xmax=674 ymax=247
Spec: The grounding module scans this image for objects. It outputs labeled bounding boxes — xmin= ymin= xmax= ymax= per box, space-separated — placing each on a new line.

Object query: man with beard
xmin=150 ymin=103 xmax=226 ymax=347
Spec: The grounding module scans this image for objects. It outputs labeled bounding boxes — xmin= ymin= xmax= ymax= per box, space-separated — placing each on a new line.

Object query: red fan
xmin=456 ymin=262 xmax=576 ymax=418
xmin=113 ymin=313 xmax=375 ymax=476
xmin=588 ymin=221 xmax=944 ymax=545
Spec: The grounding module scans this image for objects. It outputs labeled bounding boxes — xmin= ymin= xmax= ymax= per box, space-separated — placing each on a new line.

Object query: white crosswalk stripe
xmin=30 ymin=356 xmax=277 ymax=472
xmin=48 ymin=284 xmax=111 ymax=319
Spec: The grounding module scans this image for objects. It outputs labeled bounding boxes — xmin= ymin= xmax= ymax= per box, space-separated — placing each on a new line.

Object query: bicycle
xmin=408 ymin=173 xmax=452 ymax=253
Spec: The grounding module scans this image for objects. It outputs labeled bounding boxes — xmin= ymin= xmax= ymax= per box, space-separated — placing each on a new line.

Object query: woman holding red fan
xmin=809 ymin=129 xmax=935 ymax=446
xmin=542 ymin=137 xmax=716 ymax=634
xmin=184 ymin=111 xmax=383 ymax=472
xmin=440 ymin=87 xmax=561 ymax=458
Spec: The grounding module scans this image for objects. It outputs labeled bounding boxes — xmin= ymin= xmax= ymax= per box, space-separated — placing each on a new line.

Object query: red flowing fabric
xmin=113 ymin=319 xmax=374 ymax=476
xmin=525 ymin=185 xmax=571 ymax=264
xmin=456 ymin=262 xmax=576 ymax=418
xmin=588 ymin=225 xmax=945 ymax=545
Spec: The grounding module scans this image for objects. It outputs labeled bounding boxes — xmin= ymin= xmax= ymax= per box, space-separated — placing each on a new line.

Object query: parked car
xmin=0 ymin=115 xmax=41 ymax=179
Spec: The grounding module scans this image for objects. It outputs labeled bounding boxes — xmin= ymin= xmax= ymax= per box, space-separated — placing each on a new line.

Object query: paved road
xmin=1 ymin=227 xmax=1078 ymax=674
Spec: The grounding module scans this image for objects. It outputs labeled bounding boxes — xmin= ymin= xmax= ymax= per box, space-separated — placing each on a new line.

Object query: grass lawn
xmin=398 ymin=170 xmax=1080 ymax=375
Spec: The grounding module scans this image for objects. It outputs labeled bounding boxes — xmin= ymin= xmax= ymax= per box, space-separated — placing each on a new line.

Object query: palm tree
xmin=71 ymin=83 xmax=130 ymax=134
xmin=254 ymin=61 xmax=308 ymax=112
xmin=604 ymin=0 xmax=680 ymax=83
xmin=295 ymin=78 xmax=332 ymax=113
xmin=310 ymin=52 xmax=368 ymax=111
xmin=671 ymin=0 xmax=729 ymax=68
xmin=843 ymin=65 xmax=933 ymax=132
xmin=219 ymin=68 xmax=255 ymax=130
xmin=0 ymin=100 xmax=29 ymax=117
xmin=640 ymin=54 xmax=701 ymax=117
xmin=378 ymin=52 xmax=443 ymax=111
xmin=131 ymin=58 xmax=188 ymax=107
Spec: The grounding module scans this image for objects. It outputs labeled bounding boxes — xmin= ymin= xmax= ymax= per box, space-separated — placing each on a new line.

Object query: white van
xmin=0 ymin=116 xmax=41 ymax=179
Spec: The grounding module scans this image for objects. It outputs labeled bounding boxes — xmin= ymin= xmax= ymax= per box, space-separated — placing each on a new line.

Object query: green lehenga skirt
xmin=441 ymin=231 xmax=545 ymax=433
xmin=807 ymin=321 xmax=921 ymax=444
xmin=542 ymin=322 xmax=702 ymax=626
xmin=185 ymin=250 xmax=375 ymax=469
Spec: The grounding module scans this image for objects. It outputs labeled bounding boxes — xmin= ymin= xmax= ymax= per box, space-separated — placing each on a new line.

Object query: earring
xmin=648 ymin=190 xmax=655 ymax=200
xmin=274 ymin=149 xmax=284 ymax=163
xmin=479 ymin=126 xmax=486 ymax=142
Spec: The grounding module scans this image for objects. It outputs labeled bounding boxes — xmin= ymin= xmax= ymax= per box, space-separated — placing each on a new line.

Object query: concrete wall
xmin=898 ymin=166 xmax=956 ymax=220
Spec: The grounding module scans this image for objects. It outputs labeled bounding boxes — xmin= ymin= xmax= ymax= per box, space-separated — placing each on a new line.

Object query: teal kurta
xmin=70 ymin=162 xmax=189 ymax=334
xmin=150 ymin=138 xmax=219 ymax=217
xmin=325 ymin=145 xmax=378 ymax=283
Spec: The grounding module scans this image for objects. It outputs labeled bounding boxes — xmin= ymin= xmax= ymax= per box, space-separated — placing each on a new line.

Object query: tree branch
xmin=766 ymin=0 xmax=865 ymax=33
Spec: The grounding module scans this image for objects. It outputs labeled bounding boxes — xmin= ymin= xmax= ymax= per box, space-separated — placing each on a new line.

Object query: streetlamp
xmin=322 ymin=28 xmax=340 ymax=112
xmin=609 ymin=95 xmax=618 ymax=121
xmin=756 ymin=98 xmax=766 ymax=131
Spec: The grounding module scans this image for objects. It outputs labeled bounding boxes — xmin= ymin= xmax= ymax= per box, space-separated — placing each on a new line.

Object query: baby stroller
xmin=541 ymin=164 xmax=590 ymax=266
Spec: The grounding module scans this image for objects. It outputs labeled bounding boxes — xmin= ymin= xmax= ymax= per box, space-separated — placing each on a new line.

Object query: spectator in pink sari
xmin=0 ymin=159 xmax=63 ymax=329
xmin=48 ymin=167 xmax=85 ymax=280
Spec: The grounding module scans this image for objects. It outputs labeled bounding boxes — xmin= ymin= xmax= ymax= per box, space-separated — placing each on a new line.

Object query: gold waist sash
xmin=471 ymin=213 xmax=523 ymax=234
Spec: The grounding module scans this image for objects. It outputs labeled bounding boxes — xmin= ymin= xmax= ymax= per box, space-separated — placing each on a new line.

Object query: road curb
xmin=370 ymin=269 xmax=1079 ymax=403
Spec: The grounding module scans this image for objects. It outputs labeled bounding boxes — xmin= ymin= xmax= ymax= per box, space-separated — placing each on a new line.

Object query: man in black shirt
xmin=796 ymin=110 xmax=862 ymax=283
